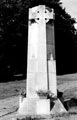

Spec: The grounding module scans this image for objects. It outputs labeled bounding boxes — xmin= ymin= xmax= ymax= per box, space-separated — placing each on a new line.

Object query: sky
xmin=61 ymin=0 xmax=77 ymax=28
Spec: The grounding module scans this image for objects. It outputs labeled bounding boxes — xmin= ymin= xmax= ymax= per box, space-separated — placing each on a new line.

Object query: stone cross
xmin=29 ymin=5 xmax=53 ymax=23
xmin=18 ymin=5 xmax=67 ymax=116
xmin=27 ymin=5 xmax=56 ymax=99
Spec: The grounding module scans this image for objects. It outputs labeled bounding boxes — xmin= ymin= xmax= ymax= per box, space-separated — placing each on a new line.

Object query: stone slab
xmin=51 ymin=99 xmax=67 ymax=115
xmin=38 ymin=60 xmax=47 ymax=72
xmin=27 ymin=72 xmax=48 ymax=98
xmin=28 ymin=23 xmax=39 ymax=45
xmin=27 ymin=60 xmax=38 ymax=73
xmin=47 ymin=44 xmax=55 ymax=60
xmin=26 ymin=73 xmax=39 ymax=98
xmin=46 ymin=24 xmax=55 ymax=45
xmin=28 ymin=44 xmax=38 ymax=60
xmin=18 ymin=98 xmax=37 ymax=115
xmin=38 ymin=44 xmax=47 ymax=60
xmin=36 ymin=99 xmax=50 ymax=115
xmin=48 ymin=60 xmax=56 ymax=73
xmin=48 ymin=72 xmax=57 ymax=97
xmin=35 ymin=72 xmax=48 ymax=91
xmin=27 ymin=60 xmax=47 ymax=73
xmin=18 ymin=98 xmax=50 ymax=116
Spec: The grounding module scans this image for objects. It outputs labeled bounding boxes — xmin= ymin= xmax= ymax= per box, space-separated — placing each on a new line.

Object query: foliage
xmin=0 ymin=0 xmax=77 ymax=81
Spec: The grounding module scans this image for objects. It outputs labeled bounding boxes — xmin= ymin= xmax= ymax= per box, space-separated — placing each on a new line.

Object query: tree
xmin=0 ymin=0 xmax=27 ymax=81
xmin=0 ymin=0 xmax=77 ymax=81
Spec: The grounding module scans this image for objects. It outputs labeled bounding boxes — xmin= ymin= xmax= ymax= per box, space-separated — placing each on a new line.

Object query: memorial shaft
xmin=27 ymin=5 xmax=57 ymax=98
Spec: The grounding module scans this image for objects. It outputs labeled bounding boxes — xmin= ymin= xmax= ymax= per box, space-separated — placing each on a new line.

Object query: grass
xmin=0 ymin=74 xmax=77 ymax=119
xmin=0 ymin=80 xmax=26 ymax=99
xmin=0 ymin=73 xmax=77 ymax=100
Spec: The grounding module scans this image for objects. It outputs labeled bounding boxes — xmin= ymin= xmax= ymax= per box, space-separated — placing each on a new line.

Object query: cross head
xmin=29 ymin=5 xmax=54 ymax=23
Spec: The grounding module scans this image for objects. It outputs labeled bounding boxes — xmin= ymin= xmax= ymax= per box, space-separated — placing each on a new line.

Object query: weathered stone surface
xmin=26 ymin=5 xmax=49 ymax=99
xmin=46 ymin=23 xmax=55 ymax=60
xmin=36 ymin=99 xmax=50 ymax=115
xmin=51 ymin=99 xmax=67 ymax=115
xmin=48 ymin=60 xmax=56 ymax=73
xmin=18 ymin=5 xmax=66 ymax=116
xmin=18 ymin=99 xmax=51 ymax=116
xmin=18 ymin=98 xmax=37 ymax=115
xmin=48 ymin=60 xmax=57 ymax=97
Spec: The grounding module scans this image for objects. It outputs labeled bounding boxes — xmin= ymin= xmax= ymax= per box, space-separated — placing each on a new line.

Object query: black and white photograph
xmin=0 ymin=0 xmax=77 ymax=120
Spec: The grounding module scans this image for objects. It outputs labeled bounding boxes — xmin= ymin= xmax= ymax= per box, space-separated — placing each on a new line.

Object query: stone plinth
xmin=51 ymin=99 xmax=67 ymax=115
xmin=18 ymin=98 xmax=50 ymax=115
xmin=36 ymin=99 xmax=50 ymax=115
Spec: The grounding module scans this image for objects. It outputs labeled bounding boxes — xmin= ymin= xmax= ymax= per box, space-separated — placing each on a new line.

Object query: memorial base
xmin=50 ymin=99 xmax=67 ymax=115
xmin=18 ymin=97 xmax=50 ymax=115
xmin=18 ymin=96 xmax=67 ymax=116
